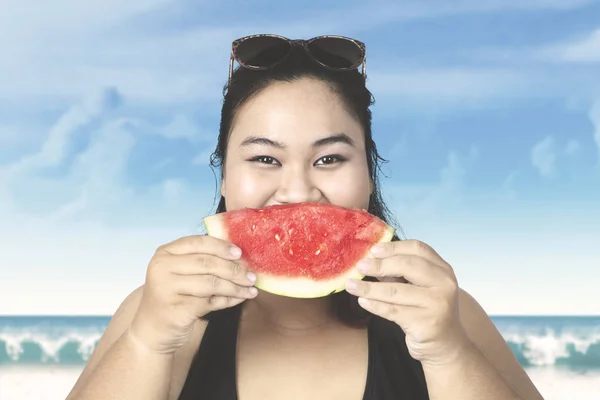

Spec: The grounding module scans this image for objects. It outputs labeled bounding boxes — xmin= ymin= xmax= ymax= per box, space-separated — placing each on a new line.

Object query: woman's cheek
xmin=224 ymin=168 xmax=276 ymax=210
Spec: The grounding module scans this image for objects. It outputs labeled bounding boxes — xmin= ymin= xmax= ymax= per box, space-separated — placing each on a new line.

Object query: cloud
xmin=0 ymin=90 xmax=220 ymax=314
xmin=49 ymin=119 xmax=137 ymax=220
xmin=141 ymin=114 xmax=219 ymax=144
xmin=589 ymin=99 xmax=600 ymax=166
xmin=2 ymin=0 xmax=600 ymax=315
xmin=3 ymin=0 xmax=597 ymax=108
xmin=157 ymin=114 xmax=203 ymax=141
xmin=1 ymin=87 xmax=121 ymax=177
xmin=343 ymin=0 xmax=600 ymax=28
xmin=388 ymin=136 xmax=409 ymax=158
xmin=440 ymin=151 xmax=468 ymax=191
xmin=531 ymin=136 xmax=557 ymax=177
xmin=160 ymin=178 xmax=190 ymax=203
xmin=0 ymin=217 xmax=194 ymax=315
xmin=565 ymin=139 xmax=581 ymax=155
xmin=366 ymin=66 xmax=552 ymax=113
xmin=0 ymin=0 xmax=173 ymax=37
xmin=536 ymin=28 xmax=600 ymax=64
xmin=449 ymin=28 xmax=600 ymax=108
xmin=0 ymin=87 xmax=217 ymax=227
xmin=0 ymin=124 xmax=34 ymax=151
xmin=3 ymin=121 xmax=136 ymax=223
xmin=502 ymin=170 xmax=520 ymax=200
xmin=192 ymin=147 xmax=216 ymax=167
xmin=0 ymin=88 xmax=126 ymax=223
xmin=388 ymin=148 xmax=477 ymax=221
xmin=0 ymin=2 xmax=239 ymax=108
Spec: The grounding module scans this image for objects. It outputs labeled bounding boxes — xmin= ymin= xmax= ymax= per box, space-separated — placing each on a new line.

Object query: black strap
xmin=178 ymin=306 xmax=240 ymax=400
xmin=179 ymin=307 xmax=430 ymax=400
xmin=367 ymin=316 xmax=430 ymax=400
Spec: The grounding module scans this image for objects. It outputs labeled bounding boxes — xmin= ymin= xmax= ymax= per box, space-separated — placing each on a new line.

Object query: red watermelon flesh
xmin=203 ymin=202 xmax=395 ymax=298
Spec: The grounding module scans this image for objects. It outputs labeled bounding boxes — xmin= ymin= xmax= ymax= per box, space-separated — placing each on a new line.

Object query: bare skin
xmin=66 ymin=78 xmax=543 ymax=400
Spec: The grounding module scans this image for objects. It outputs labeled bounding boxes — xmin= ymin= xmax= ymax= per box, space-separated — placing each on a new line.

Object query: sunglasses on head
xmin=228 ymin=34 xmax=367 ymax=84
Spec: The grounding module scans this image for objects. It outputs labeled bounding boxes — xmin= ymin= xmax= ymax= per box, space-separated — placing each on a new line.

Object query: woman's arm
xmin=65 ymin=286 xmax=173 ymax=400
xmin=65 ymin=285 xmax=206 ymax=400
xmin=454 ymin=289 xmax=544 ymax=400
xmin=422 ymin=339 xmax=525 ymax=400
xmin=421 ymin=289 xmax=544 ymax=400
xmin=67 ymin=327 xmax=175 ymax=400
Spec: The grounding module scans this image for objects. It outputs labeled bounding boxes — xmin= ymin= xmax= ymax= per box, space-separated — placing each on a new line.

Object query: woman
xmin=66 ymin=35 xmax=543 ymax=400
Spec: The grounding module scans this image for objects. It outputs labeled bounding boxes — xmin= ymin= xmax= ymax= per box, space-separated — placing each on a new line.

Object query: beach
xmin=1 ymin=315 xmax=599 ymax=399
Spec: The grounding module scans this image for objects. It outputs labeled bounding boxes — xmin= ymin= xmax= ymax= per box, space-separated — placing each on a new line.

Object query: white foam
xmin=502 ymin=328 xmax=600 ymax=366
xmin=0 ymin=330 xmax=103 ymax=362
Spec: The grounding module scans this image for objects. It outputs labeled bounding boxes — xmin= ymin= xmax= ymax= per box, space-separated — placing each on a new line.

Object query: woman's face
xmin=222 ymin=77 xmax=372 ymax=212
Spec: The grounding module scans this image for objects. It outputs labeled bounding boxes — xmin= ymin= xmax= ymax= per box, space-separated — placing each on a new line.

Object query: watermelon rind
xmin=204 ymin=214 xmax=226 ymax=239
xmin=203 ymin=208 xmax=395 ymax=298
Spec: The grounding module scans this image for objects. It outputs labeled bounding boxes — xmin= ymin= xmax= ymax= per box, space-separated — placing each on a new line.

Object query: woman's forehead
xmin=229 ymin=78 xmax=364 ymax=148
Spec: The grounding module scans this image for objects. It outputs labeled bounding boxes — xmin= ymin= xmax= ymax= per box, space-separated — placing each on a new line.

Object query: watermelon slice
xmin=203 ymin=202 xmax=395 ymax=298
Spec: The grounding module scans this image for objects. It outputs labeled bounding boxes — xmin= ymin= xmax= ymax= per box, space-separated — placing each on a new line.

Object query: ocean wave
xmin=2 ymin=331 xmax=599 ymax=368
xmin=1 ymin=316 xmax=599 ymax=369
xmin=0 ymin=317 xmax=106 ymax=365
xmin=493 ymin=316 xmax=600 ymax=369
xmin=0 ymin=335 xmax=102 ymax=365
xmin=504 ymin=331 xmax=600 ymax=369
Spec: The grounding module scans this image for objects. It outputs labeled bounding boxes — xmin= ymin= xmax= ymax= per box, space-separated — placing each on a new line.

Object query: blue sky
xmin=1 ymin=0 xmax=599 ymax=316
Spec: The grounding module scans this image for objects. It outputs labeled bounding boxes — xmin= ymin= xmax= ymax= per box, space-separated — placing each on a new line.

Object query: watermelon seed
xmin=252 ymin=225 xmax=256 ymax=230
xmin=275 ymin=234 xmax=280 ymax=241
xmin=289 ymin=249 xmax=294 ymax=255
xmin=315 ymin=249 xmax=321 ymax=255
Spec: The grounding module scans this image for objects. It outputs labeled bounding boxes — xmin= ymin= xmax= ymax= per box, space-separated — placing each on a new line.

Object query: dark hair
xmin=204 ymin=43 xmax=402 ymax=328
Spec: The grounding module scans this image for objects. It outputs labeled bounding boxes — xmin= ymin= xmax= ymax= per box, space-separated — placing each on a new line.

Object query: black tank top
xmin=178 ymin=305 xmax=430 ymax=399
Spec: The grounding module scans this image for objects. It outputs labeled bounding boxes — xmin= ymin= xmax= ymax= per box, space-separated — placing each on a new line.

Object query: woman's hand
xmin=129 ymin=235 xmax=258 ymax=356
xmin=345 ymin=239 xmax=471 ymax=367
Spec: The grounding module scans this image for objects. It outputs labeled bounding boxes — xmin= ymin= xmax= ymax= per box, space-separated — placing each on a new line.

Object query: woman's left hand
xmin=345 ymin=239 xmax=472 ymax=367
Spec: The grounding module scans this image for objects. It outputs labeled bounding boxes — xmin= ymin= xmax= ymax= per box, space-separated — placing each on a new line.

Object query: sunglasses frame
xmin=228 ymin=34 xmax=367 ymax=84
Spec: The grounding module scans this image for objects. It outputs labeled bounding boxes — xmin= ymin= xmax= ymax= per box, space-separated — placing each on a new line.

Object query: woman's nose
xmin=273 ymin=166 xmax=322 ymax=204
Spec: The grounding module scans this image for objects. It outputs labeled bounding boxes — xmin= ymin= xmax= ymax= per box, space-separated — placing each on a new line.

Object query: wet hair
xmin=204 ymin=43 xmax=402 ymax=328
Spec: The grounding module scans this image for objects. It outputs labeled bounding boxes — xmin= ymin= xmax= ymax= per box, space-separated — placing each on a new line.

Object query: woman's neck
xmin=242 ymin=290 xmax=336 ymax=335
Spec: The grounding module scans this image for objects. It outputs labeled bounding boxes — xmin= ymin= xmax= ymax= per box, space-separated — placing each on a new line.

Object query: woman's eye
xmin=249 ymin=155 xmax=345 ymax=166
xmin=250 ymin=156 xmax=280 ymax=165
xmin=315 ymin=155 xmax=345 ymax=165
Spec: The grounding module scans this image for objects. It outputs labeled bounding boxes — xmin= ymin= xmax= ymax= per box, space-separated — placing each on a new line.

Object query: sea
xmin=0 ymin=315 xmax=598 ymax=399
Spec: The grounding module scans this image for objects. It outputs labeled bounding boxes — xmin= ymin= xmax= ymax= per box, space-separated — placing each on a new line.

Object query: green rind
xmin=203 ymin=214 xmax=225 ymax=238
xmin=203 ymin=211 xmax=396 ymax=298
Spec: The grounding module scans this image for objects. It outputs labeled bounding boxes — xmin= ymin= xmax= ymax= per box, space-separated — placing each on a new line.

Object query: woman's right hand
xmin=128 ymin=235 xmax=257 ymax=355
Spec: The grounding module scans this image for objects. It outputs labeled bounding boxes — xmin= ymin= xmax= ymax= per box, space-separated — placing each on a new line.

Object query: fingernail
xmin=248 ymin=287 xmax=258 ymax=296
xmin=247 ymin=272 xmax=257 ymax=282
xmin=230 ymin=246 xmax=242 ymax=258
xmin=346 ymin=279 xmax=359 ymax=291
xmin=357 ymin=259 xmax=370 ymax=273
xmin=370 ymin=244 xmax=385 ymax=256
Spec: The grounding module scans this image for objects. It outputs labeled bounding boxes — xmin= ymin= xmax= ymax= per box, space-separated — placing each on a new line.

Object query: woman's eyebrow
xmin=239 ymin=133 xmax=355 ymax=149
xmin=239 ymin=136 xmax=285 ymax=149
xmin=312 ymin=133 xmax=355 ymax=148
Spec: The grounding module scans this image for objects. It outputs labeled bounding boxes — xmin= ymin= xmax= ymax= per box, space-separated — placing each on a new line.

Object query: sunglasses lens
xmin=307 ymin=37 xmax=363 ymax=68
xmin=235 ymin=36 xmax=291 ymax=68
